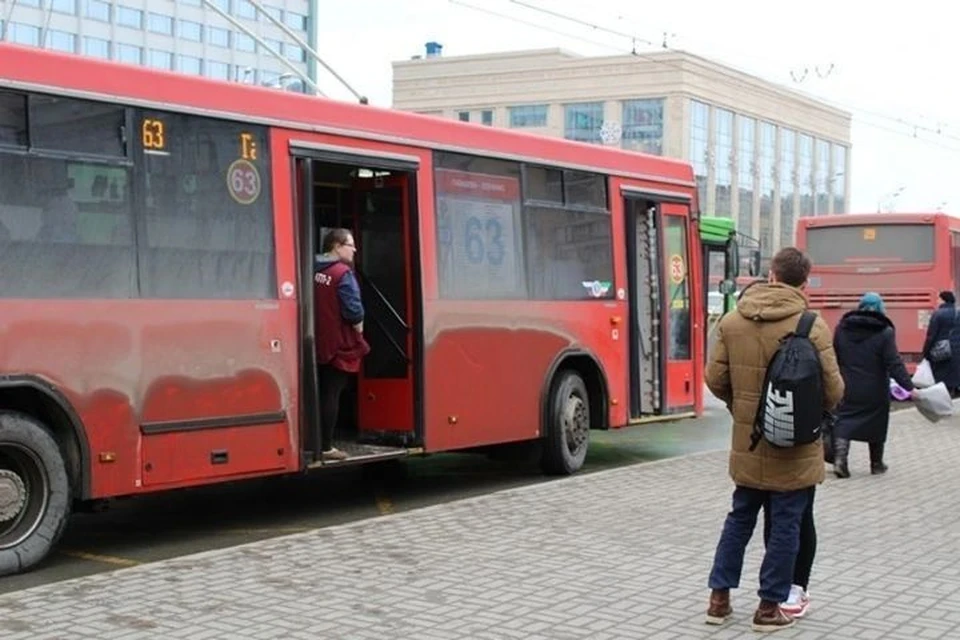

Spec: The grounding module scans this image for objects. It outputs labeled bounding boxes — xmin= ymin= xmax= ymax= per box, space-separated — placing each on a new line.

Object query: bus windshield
xmin=805 ymin=223 xmax=934 ymax=265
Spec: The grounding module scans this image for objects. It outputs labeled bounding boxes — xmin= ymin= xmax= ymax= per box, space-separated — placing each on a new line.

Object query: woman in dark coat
xmin=833 ymin=292 xmax=917 ymax=478
xmin=921 ymin=290 xmax=960 ymax=394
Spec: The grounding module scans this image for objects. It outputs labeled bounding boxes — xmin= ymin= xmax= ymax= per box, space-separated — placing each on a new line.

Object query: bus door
xmin=351 ymin=175 xmax=416 ymax=438
xmin=659 ymin=202 xmax=695 ymax=411
xmin=624 ymin=197 xmax=695 ymax=419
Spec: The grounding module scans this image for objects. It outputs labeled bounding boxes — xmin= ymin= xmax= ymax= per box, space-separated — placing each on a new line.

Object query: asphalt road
xmin=0 ymin=402 xmax=734 ymax=595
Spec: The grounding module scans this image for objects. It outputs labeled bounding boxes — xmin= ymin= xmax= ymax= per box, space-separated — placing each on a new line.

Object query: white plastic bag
xmin=914 ymin=382 xmax=954 ymax=423
xmin=912 ymin=359 xmax=935 ymax=388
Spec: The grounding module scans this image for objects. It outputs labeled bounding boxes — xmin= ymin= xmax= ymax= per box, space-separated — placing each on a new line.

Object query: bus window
xmin=805 ymin=224 xmax=934 ymax=264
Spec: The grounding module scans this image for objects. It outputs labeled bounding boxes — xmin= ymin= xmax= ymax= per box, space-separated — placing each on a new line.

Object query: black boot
xmin=869 ymin=442 xmax=888 ymax=474
xmin=834 ymin=437 xmax=851 ymax=478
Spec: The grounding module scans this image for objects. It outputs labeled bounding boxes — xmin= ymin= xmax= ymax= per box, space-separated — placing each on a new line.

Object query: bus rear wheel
xmin=541 ymin=370 xmax=590 ymax=476
xmin=0 ymin=412 xmax=71 ymax=576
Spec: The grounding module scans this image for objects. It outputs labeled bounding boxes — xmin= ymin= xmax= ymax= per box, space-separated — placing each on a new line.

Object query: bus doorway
xmin=294 ymin=155 xmax=422 ymax=467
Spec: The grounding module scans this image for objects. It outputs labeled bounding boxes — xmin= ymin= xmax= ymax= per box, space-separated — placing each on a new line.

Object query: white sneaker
xmin=780 ymin=584 xmax=810 ymax=618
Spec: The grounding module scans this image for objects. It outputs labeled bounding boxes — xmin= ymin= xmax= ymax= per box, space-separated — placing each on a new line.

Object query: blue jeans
xmin=708 ymin=485 xmax=811 ymax=603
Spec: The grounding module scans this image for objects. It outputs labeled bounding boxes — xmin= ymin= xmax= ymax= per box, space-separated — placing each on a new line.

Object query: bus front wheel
xmin=541 ymin=370 xmax=590 ymax=476
xmin=0 ymin=412 xmax=71 ymax=576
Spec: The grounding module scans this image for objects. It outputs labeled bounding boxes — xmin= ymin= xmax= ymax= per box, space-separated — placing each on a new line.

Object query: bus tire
xmin=0 ymin=412 xmax=72 ymax=576
xmin=541 ymin=370 xmax=590 ymax=476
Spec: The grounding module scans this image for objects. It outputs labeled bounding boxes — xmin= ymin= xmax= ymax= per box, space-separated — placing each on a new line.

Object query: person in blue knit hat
xmin=832 ymin=292 xmax=918 ymax=478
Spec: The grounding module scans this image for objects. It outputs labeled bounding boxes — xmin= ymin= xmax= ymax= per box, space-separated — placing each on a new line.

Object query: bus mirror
xmin=718 ymin=279 xmax=737 ymax=296
xmin=725 ymin=240 xmax=740 ymax=279
xmin=748 ymin=250 xmax=762 ymax=277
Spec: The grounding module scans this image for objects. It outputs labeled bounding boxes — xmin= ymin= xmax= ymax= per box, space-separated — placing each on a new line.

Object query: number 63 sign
xmin=227 ymin=159 xmax=261 ymax=205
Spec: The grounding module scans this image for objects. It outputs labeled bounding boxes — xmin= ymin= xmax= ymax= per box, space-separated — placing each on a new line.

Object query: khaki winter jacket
xmin=706 ymin=282 xmax=845 ymax=491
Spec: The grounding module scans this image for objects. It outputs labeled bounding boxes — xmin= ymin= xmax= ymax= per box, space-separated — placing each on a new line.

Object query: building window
xmin=235 ymin=0 xmax=257 ymax=19
xmin=738 ymin=116 xmax=756 ymax=235
xmin=235 ymin=33 xmax=256 ymax=53
xmin=457 ymin=111 xmax=469 ymax=122
xmin=16 ymin=0 xmax=40 ymax=6
xmin=564 ymin=102 xmax=603 ymax=144
xmin=45 ymin=29 xmax=77 ymax=53
xmin=179 ymin=20 xmax=202 ymax=42
xmin=621 ymin=98 xmax=664 ymax=155
xmin=434 ymin=152 xmax=526 ymax=299
xmin=815 ymin=139 xmax=830 ymax=216
xmin=259 ymin=70 xmax=280 ymax=85
xmin=832 ymin=144 xmax=847 ymax=214
xmin=263 ymin=5 xmax=282 ymax=21
xmin=779 ymin=129 xmax=797 ymax=248
xmin=689 ymin=100 xmax=710 ymax=209
xmin=148 ymin=13 xmax=174 ymax=35
xmin=148 ymin=50 xmax=173 ymax=70
xmin=508 ymin=105 xmax=547 ymax=128
xmin=261 ymin=37 xmax=282 ymax=55
xmin=714 ymin=108 xmax=734 ymax=217
xmin=178 ymin=55 xmax=203 ymax=75
xmin=83 ymin=36 xmax=111 ymax=59
xmin=50 ymin=0 xmax=77 ymax=15
xmin=758 ymin=122 xmax=776 ymax=260
xmin=284 ymin=44 xmax=305 ymax=62
xmin=8 ymin=23 xmax=40 ymax=47
xmin=85 ymin=0 xmax=111 ymax=22
xmin=207 ymin=26 xmax=230 ymax=48
xmin=798 ymin=133 xmax=814 ymax=217
xmin=481 ymin=110 xmax=493 ymax=126
xmin=116 ymin=6 xmax=143 ymax=30
xmin=115 ymin=43 xmax=143 ymax=65
xmin=285 ymin=11 xmax=307 ymax=31
xmin=205 ymin=61 xmax=230 ymax=80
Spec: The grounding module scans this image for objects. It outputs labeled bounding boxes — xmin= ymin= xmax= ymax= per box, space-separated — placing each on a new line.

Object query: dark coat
xmin=922 ymin=302 xmax=960 ymax=390
xmin=834 ymin=310 xmax=913 ymax=443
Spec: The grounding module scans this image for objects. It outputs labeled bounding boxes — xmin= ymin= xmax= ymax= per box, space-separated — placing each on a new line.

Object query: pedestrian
xmin=921 ymin=290 xmax=960 ymax=396
xmin=832 ymin=292 xmax=918 ymax=478
xmin=704 ymin=247 xmax=845 ymax=632
xmin=313 ymin=228 xmax=369 ymax=462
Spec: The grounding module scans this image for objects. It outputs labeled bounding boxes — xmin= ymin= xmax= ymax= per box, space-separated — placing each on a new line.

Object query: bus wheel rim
xmin=0 ymin=444 xmax=49 ymax=550
xmin=562 ymin=394 xmax=589 ymax=455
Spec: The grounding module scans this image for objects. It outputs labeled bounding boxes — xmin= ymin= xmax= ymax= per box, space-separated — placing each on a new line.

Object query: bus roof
xmin=0 ymin=43 xmax=695 ymax=187
xmin=797 ymin=212 xmax=957 ymax=227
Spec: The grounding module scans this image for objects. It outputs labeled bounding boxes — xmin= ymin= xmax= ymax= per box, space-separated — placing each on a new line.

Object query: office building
xmin=0 ymin=0 xmax=316 ymax=92
xmin=393 ymin=46 xmax=852 ymax=256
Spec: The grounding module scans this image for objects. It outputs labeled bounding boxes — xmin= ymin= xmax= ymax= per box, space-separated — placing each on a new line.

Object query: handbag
xmin=929 ymin=308 xmax=959 ymax=363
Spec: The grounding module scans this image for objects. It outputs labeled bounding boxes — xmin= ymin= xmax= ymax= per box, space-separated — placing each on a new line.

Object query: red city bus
xmin=796 ymin=212 xmax=960 ymax=367
xmin=0 ymin=43 xmax=712 ymax=574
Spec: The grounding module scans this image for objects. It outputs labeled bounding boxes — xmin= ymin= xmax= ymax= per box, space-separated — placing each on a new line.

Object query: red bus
xmin=796 ymin=212 xmax=959 ymax=367
xmin=0 ymin=43 xmax=712 ymax=574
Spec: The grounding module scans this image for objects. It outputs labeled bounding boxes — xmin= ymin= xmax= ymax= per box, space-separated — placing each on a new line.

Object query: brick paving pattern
xmin=0 ymin=406 xmax=958 ymax=639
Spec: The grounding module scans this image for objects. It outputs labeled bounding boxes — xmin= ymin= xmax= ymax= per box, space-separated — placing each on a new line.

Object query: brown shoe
xmin=705 ymin=589 xmax=732 ymax=625
xmin=752 ymin=600 xmax=795 ymax=632
xmin=321 ymin=447 xmax=348 ymax=461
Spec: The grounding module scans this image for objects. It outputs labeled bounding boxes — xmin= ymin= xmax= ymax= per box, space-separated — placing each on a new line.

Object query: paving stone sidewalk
xmin=1 ymin=406 xmax=959 ymax=640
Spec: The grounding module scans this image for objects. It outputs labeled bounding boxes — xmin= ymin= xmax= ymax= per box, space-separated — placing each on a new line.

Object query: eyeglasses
xmin=342 ymin=242 xmax=356 ymax=249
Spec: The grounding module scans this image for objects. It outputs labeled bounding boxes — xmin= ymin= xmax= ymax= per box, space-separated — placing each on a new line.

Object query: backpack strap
xmin=795 ymin=311 xmax=816 ymax=338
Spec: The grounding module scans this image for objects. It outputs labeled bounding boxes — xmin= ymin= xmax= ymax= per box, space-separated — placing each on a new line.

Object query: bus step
xmin=307 ymin=440 xmax=409 ymax=469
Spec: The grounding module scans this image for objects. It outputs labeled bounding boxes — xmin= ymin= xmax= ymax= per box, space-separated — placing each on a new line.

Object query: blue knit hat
xmin=859 ymin=291 xmax=885 ymax=314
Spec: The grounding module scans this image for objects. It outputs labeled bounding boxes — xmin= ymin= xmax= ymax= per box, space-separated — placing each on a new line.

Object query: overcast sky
xmin=313 ymin=0 xmax=958 ymax=215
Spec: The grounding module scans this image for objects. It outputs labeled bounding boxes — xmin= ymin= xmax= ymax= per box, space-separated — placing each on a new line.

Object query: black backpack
xmin=749 ymin=311 xmax=825 ymax=451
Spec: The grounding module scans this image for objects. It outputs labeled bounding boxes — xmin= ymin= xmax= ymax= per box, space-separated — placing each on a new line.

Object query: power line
xmin=463 ymin=0 xmax=960 ymax=152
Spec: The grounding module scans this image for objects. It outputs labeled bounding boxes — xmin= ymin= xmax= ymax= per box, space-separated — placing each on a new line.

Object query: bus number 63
xmin=465 ymin=216 xmax=505 ymax=266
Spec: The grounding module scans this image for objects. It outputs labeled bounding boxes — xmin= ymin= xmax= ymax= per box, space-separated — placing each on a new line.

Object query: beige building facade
xmin=392 ymin=47 xmax=852 ymax=258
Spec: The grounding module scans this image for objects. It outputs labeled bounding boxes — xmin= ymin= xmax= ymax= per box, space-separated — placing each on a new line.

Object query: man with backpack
xmin=703 ymin=247 xmax=844 ymax=632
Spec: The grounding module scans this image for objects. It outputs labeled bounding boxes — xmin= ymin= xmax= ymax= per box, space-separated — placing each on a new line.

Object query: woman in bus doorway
xmin=921 ymin=291 xmax=960 ymax=397
xmin=832 ymin=292 xmax=918 ymax=478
